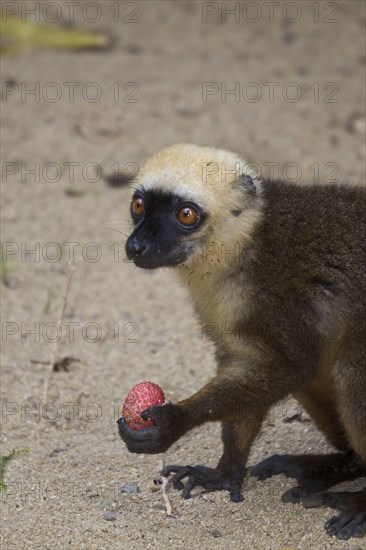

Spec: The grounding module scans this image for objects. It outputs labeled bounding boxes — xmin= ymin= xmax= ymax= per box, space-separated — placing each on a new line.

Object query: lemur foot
xmin=325 ymin=511 xmax=366 ymax=540
xmin=251 ymin=452 xmax=357 ymax=483
xmin=252 ymin=454 xmax=366 ymax=539
xmin=313 ymin=490 xmax=366 ymax=539
xmin=161 ymin=464 xmax=244 ymax=503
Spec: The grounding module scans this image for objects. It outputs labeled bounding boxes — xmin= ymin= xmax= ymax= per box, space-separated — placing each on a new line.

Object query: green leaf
xmin=1 ymin=16 xmax=111 ymax=54
xmin=0 ymin=449 xmax=29 ymax=491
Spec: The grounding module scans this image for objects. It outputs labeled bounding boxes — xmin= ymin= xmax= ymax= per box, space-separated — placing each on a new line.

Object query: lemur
xmin=118 ymin=143 xmax=366 ymax=540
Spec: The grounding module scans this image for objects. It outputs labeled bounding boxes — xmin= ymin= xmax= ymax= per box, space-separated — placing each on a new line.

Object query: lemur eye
xmin=177 ymin=206 xmax=199 ymax=227
xmin=131 ymin=196 xmax=145 ymax=218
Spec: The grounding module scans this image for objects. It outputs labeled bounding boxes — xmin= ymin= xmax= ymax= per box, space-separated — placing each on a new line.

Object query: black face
xmin=125 ymin=189 xmax=207 ymax=269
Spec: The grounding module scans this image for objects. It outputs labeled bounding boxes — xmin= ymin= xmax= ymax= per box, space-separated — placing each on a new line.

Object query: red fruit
xmin=122 ymin=381 xmax=165 ymax=430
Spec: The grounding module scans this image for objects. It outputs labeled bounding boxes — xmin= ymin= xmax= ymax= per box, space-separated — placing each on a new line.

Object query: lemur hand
xmin=117 ymin=403 xmax=180 ymax=454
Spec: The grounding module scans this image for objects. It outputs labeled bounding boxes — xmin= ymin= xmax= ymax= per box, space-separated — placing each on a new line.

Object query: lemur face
xmin=125 ymin=143 xmax=261 ymax=270
xmin=125 ymin=188 xmax=207 ymax=269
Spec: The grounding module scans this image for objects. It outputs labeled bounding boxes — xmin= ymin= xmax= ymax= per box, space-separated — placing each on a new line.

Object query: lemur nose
xmin=126 ymin=238 xmax=147 ymax=258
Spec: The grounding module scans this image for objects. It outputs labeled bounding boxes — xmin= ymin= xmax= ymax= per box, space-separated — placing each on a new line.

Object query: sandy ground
xmin=1 ymin=1 xmax=365 ymax=549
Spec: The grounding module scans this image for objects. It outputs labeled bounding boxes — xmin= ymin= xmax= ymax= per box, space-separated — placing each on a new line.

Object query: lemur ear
xmin=238 ymin=174 xmax=256 ymax=195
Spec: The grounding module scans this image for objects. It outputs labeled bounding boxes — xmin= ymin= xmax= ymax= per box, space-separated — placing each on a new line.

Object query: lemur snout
xmin=126 ymin=237 xmax=147 ymax=259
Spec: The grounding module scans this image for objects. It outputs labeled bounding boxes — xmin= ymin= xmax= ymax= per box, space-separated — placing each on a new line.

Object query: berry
xmin=122 ymin=381 xmax=165 ymax=430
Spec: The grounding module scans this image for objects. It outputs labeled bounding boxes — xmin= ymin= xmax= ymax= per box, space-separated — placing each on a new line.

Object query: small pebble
xmin=345 ymin=112 xmax=365 ymax=134
xmin=124 ymin=43 xmax=143 ymax=54
xmin=120 ymin=482 xmax=139 ymax=494
xmin=282 ymin=31 xmax=296 ymax=44
xmin=103 ymin=512 xmax=116 ymax=521
xmin=296 ymin=66 xmax=309 ymax=76
xmin=49 ymin=447 xmax=68 ymax=457
xmin=3 ymin=276 xmax=20 ymax=289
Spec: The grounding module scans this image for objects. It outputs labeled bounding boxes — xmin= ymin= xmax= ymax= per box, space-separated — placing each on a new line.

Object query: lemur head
xmin=125 ymin=143 xmax=262 ymax=270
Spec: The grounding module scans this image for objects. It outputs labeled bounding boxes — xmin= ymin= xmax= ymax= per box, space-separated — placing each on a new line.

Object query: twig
xmin=161 ymin=475 xmax=174 ymax=517
xmin=159 ymin=458 xmax=174 ymax=517
xmin=42 ymin=259 xmax=79 ymax=405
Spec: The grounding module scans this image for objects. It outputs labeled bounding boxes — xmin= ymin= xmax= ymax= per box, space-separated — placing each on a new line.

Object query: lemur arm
xmin=118 ymin=350 xmax=309 ymax=499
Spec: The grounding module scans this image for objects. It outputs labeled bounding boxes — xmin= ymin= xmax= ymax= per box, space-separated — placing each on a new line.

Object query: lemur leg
xmin=252 ymin=385 xmax=353 ymax=494
xmin=252 ymin=452 xmax=363 ymax=486
xmin=162 ymin=416 xmax=264 ymax=502
xmin=318 ymin=343 xmax=366 ymax=540
xmin=251 ymin=345 xmax=366 ymax=540
xmin=160 ymin=348 xmax=306 ymax=502
xmin=295 ymin=382 xmax=350 ymax=452
xmin=334 ymin=341 xmax=366 ymax=467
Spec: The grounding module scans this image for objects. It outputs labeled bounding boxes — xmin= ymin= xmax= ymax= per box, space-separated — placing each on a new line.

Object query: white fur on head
xmin=138 ymin=143 xmax=260 ymax=214
xmin=135 ymin=143 xmax=263 ymax=272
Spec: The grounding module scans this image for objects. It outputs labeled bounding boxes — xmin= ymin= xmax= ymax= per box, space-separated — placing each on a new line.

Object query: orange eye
xmin=131 ymin=196 xmax=145 ymax=218
xmin=177 ymin=206 xmax=199 ymax=226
